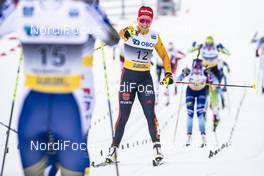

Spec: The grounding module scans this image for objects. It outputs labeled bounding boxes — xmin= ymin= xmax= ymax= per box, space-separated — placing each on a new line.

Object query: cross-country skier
xmin=206 ymin=69 xmax=222 ymax=132
xmin=167 ymin=41 xmax=185 ymax=97
xmin=105 ymin=6 xmax=173 ymax=166
xmin=0 ymin=0 xmax=119 ymax=175
xmin=161 ymin=42 xmax=186 ymax=105
xmin=217 ymin=59 xmax=230 ymax=93
xmin=251 ymin=34 xmax=264 ymax=93
xmin=188 ymin=36 xmax=230 ymax=129
xmin=152 ymin=51 xmax=168 ymax=105
xmin=177 ymin=59 xmax=213 ymax=147
xmin=217 ymin=58 xmax=231 ymax=110
xmin=188 ymin=36 xmax=230 ymax=82
xmin=168 ymin=41 xmax=186 ymax=78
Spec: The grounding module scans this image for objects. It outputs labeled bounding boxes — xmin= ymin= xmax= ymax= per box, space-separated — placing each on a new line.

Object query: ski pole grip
xmin=251 ymin=83 xmax=257 ymax=89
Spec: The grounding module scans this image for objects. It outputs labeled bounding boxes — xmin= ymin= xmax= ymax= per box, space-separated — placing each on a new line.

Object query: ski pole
xmin=94 ymin=28 xmax=138 ymax=51
xmin=0 ymin=122 xmax=18 ymax=134
xmin=173 ymin=85 xmax=184 ymax=144
xmin=1 ymin=52 xmax=23 ymax=176
xmin=101 ymin=45 xmax=120 ymax=176
xmin=251 ymin=31 xmax=258 ymax=43
xmin=95 ymin=43 xmax=107 ymax=51
xmin=173 ymin=81 xmax=256 ymax=89
xmin=196 ymin=44 xmax=202 ymax=58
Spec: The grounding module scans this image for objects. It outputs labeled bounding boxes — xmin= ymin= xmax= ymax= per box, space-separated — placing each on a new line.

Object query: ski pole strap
xmin=175 ymin=81 xmax=256 ymax=89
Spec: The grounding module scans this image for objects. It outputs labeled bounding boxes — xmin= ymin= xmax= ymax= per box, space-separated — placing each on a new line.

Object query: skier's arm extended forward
xmin=177 ymin=67 xmax=191 ymax=81
xmin=216 ymin=43 xmax=231 ymax=56
xmin=187 ymin=41 xmax=201 ymax=53
xmin=86 ymin=4 xmax=119 ymax=46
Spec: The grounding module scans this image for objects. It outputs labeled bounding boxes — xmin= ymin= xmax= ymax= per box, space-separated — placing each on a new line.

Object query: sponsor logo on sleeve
xmin=23 ymin=6 xmax=34 ymax=17
xmin=151 ymin=34 xmax=157 ymax=40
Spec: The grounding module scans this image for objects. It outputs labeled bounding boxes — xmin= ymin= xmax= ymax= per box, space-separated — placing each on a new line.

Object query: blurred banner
xmin=158 ymin=0 xmax=182 ymax=15
xmin=100 ymin=0 xmax=182 ymax=19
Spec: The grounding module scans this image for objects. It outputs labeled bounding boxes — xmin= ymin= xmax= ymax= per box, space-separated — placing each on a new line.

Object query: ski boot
xmin=186 ymin=134 xmax=192 ymax=147
xmin=153 ymin=142 xmax=164 ymax=166
xmin=213 ymin=115 xmax=220 ymax=132
xmin=105 ymin=146 xmax=118 ymax=164
xmin=200 ymin=134 xmax=207 ymax=148
xmin=91 ymin=146 xmax=119 ymax=168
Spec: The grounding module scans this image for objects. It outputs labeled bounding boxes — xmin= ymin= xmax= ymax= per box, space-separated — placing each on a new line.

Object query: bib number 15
xmin=39 ymin=46 xmax=66 ymax=67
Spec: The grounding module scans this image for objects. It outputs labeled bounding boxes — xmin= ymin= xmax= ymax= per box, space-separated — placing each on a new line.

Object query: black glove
xmin=124 ymin=30 xmax=131 ymax=40
xmin=161 ymin=72 xmax=174 ymax=86
xmin=123 ymin=28 xmax=137 ymax=40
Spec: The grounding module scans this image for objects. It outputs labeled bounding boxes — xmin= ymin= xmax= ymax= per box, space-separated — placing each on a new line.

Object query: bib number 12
xmin=137 ymin=50 xmax=149 ymax=61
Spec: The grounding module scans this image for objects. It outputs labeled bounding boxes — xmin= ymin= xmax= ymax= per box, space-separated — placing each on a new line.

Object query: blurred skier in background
xmin=217 ymin=58 xmax=230 ymax=109
xmin=188 ymin=36 xmax=230 ymax=85
xmin=159 ymin=42 xmax=186 ymax=106
xmin=153 ymin=51 xmax=167 ymax=105
xmin=217 ymin=59 xmax=230 ymax=93
xmin=207 ymin=69 xmax=222 ymax=132
xmin=251 ymin=33 xmax=264 ymax=93
xmin=0 ymin=0 xmax=119 ymax=175
xmin=188 ymin=36 xmax=230 ymax=130
xmin=167 ymin=41 xmax=186 ymax=95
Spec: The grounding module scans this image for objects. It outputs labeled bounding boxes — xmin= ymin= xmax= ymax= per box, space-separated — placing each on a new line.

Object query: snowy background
xmin=1 ymin=0 xmax=264 ymax=175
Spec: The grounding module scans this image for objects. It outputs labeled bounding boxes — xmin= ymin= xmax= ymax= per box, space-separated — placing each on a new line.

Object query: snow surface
xmin=0 ymin=0 xmax=264 ymax=175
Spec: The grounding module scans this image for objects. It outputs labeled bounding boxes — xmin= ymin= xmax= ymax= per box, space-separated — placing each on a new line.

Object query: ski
xmin=186 ymin=143 xmax=191 ymax=147
xmin=91 ymin=161 xmax=120 ymax=168
xmin=152 ymin=158 xmax=165 ymax=167
xmin=200 ymin=143 xmax=207 ymax=148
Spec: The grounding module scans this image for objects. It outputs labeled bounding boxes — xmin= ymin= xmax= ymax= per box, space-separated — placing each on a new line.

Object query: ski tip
xmin=251 ymin=83 xmax=257 ymax=89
